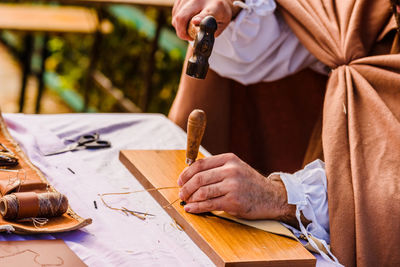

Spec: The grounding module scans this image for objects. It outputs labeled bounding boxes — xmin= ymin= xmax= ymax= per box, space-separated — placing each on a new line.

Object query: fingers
xmin=171 ymin=0 xmax=181 ymax=16
xmin=184 ymin=196 xmax=225 ymax=213
xmin=190 ymin=14 xmax=203 ymax=25
xmin=188 ymin=183 xmax=227 ymax=202
xmin=172 ymin=1 xmax=201 ymax=41
xmin=193 ymin=9 xmax=230 ymax=38
xmin=180 ymin=169 xmax=228 ymax=201
xmin=177 ymin=153 xmax=244 ymax=214
xmin=172 ymin=0 xmax=235 ymax=41
xmin=178 ymin=153 xmax=236 ymax=187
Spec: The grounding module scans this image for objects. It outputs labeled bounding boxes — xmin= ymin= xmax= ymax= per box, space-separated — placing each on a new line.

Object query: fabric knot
xmin=329 ymin=58 xmax=354 ymax=72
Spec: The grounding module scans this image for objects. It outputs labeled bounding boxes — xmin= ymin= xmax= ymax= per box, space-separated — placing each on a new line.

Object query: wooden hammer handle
xmin=187 ymin=21 xmax=199 ymax=40
xmin=186 ymin=109 xmax=206 ymax=165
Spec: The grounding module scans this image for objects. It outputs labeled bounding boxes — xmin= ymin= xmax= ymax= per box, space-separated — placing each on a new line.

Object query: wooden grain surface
xmin=0 ymin=4 xmax=98 ymax=33
xmin=120 ymin=150 xmax=315 ymax=267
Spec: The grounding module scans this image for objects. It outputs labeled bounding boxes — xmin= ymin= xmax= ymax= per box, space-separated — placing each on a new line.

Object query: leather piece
xmin=0 ymin=239 xmax=87 ymax=266
xmin=0 ymin=179 xmax=20 ymax=197
xmin=212 ymin=211 xmax=297 ymax=240
xmin=14 ymin=192 xmax=39 ymax=219
xmin=0 ymin=113 xmax=92 ymax=234
xmin=0 ymin=180 xmax=49 ymax=197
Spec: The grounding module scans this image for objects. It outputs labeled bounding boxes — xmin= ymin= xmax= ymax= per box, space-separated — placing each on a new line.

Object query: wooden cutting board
xmin=120 ymin=150 xmax=315 ymax=267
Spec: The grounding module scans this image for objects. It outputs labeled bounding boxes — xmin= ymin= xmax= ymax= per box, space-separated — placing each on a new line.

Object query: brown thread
xmin=164 ymin=198 xmax=180 ymax=209
xmin=0 ymin=167 xmax=66 ymax=229
xmin=0 ymin=192 xmax=68 ymax=221
xmin=171 ymin=219 xmax=183 ymax=231
xmin=99 ymin=186 xmax=180 ymax=220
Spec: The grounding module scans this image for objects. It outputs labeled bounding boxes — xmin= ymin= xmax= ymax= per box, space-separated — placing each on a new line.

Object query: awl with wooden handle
xmin=186 ymin=109 xmax=207 ymax=165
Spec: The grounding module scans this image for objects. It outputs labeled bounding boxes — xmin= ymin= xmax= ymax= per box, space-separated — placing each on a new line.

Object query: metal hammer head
xmin=186 ymin=16 xmax=218 ymax=79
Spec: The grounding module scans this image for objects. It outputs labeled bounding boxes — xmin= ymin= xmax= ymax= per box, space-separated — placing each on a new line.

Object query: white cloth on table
xmin=2 ymin=113 xmax=213 ymax=267
xmin=1 ymin=113 xmax=334 ymax=266
xmin=209 ymin=0 xmax=328 ymax=85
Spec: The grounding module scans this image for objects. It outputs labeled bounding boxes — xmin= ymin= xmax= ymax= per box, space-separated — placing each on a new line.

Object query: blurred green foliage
xmin=0 ymin=1 xmax=185 ymax=114
xmin=45 ymin=6 xmax=185 ymax=114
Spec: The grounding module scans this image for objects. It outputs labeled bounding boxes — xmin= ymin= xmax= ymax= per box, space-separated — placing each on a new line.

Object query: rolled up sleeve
xmin=275 ymin=160 xmax=342 ymax=265
xmin=279 ymin=159 xmax=330 ymax=242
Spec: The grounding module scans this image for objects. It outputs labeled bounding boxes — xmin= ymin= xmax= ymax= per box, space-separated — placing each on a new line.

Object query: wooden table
xmin=0 ymin=5 xmax=99 ymax=34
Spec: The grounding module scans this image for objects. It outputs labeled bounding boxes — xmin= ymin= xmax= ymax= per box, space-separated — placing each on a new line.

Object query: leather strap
xmin=14 ymin=192 xmax=39 ymax=218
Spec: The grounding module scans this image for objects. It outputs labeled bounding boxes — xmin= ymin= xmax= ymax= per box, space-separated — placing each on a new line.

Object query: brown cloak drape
xmin=275 ymin=0 xmax=400 ymax=266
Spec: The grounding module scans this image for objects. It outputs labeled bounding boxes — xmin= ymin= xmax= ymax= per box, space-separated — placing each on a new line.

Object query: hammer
xmin=186 ymin=16 xmax=218 ymax=79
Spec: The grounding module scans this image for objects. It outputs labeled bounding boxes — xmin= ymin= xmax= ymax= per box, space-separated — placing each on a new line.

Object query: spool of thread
xmin=0 ymin=192 xmax=68 ymax=220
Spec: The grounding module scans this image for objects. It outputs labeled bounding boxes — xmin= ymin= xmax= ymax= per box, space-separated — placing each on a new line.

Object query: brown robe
xmin=169 ymin=64 xmax=327 ymax=175
xmin=275 ymin=0 xmax=400 ymax=266
xmin=169 ymin=0 xmax=400 ymax=265
xmin=229 ymin=69 xmax=327 ymax=174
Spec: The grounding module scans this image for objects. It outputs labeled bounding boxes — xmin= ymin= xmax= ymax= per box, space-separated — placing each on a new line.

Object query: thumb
xmin=191 ymin=13 xmax=205 ymax=26
xmin=191 ymin=10 xmax=230 ymax=38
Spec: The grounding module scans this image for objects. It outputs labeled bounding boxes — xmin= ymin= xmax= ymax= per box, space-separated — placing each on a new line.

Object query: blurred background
xmin=0 ymin=0 xmax=185 ymax=115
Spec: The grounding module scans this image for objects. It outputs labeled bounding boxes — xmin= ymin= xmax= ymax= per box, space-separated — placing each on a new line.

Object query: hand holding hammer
xmin=172 ymin=0 xmax=244 ymax=78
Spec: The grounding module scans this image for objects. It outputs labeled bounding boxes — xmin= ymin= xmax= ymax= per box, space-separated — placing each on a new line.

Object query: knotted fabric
xmin=275 ymin=0 xmax=400 ymax=266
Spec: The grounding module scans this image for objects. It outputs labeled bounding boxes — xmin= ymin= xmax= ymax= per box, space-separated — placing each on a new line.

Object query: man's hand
xmin=178 ymin=153 xmax=296 ymax=223
xmin=172 ymin=0 xmax=242 ymax=41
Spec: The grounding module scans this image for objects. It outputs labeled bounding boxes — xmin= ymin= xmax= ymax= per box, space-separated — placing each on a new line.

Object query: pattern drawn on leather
xmin=0 ymin=249 xmax=64 ymax=266
xmin=2 ymin=169 xmax=27 ymax=195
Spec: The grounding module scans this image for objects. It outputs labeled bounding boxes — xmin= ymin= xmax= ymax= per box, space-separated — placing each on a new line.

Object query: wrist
xmin=269 ymin=175 xmax=311 ymax=228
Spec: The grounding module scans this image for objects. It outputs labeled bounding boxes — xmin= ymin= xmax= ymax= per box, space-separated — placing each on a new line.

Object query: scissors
xmin=45 ymin=133 xmax=111 ymax=156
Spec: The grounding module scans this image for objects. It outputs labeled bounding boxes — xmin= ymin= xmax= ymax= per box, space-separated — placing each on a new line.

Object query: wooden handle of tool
xmin=188 ymin=20 xmax=199 ymax=40
xmin=186 ymin=109 xmax=206 ymax=165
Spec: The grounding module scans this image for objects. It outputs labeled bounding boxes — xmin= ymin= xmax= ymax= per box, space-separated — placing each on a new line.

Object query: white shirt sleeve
xmin=278 ymin=160 xmax=329 ymax=242
xmin=209 ymin=0 xmax=327 ymax=85
xmin=276 ymin=160 xmax=342 ymax=266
